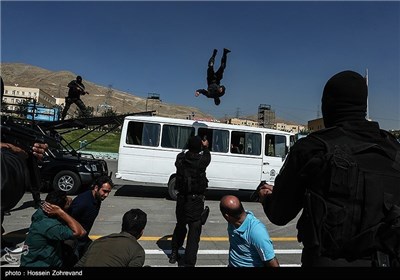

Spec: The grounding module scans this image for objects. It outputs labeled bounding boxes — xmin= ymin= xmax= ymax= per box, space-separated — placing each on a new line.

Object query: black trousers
xmin=171 ymin=219 xmax=202 ymax=267
xmin=171 ymin=194 xmax=204 ymax=267
xmin=61 ymin=97 xmax=87 ymax=120
xmin=206 ymin=51 xmax=228 ymax=86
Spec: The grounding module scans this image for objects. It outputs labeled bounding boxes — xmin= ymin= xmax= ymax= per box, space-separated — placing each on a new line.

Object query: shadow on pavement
xmin=114 ymin=184 xmax=255 ymax=202
xmin=2 ymin=228 xmax=29 ymax=247
xmin=156 ymin=234 xmax=185 ymax=267
xmin=114 ymin=185 xmax=168 ymax=199
xmin=9 ymin=200 xmax=36 ymax=213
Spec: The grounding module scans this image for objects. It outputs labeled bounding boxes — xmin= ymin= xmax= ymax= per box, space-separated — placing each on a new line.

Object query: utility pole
xmin=105 ymin=85 xmax=113 ymax=107
xmin=235 ymin=107 xmax=240 ymax=118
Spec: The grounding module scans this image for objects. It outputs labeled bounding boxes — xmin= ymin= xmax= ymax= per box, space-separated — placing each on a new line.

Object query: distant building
xmin=228 ymin=118 xmax=259 ymax=127
xmin=308 ymin=118 xmax=325 ymax=132
xmin=274 ymin=122 xmax=306 ymax=134
xmin=224 ymin=117 xmax=306 ymax=134
xmin=55 ymin=97 xmax=66 ymax=106
xmin=3 ymin=85 xmax=56 ymax=110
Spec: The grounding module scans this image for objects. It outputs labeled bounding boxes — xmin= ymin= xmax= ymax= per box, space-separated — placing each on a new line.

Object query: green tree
xmin=77 ymin=106 xmax=94 ymax=118
xmin=101 ymin=108 xmax=117 ymax=117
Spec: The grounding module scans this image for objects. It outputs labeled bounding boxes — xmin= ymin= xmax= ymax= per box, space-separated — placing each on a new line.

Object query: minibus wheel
xmin=168 ymin=177 xmax=178 ymax=201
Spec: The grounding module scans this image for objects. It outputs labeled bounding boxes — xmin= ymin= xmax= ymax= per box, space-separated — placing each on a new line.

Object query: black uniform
xmin=61 ymin=76 xmax=88 ymax=120
xmin=196 ymin=48 xmax=230 ymax=106
xmin=262 ymin=70 xmax=400 ymax=266
xmin=170 ymin=136 xmax=211 ymax=267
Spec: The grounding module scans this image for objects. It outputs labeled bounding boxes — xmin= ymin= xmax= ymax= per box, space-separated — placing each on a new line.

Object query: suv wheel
xmin=167 ymin=177 xmax=178 ymax=201
xmin=53 ymin=171 xmax=81 ymax=195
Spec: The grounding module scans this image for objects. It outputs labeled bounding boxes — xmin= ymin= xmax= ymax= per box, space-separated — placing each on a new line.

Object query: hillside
xmin=0 ymin=63 xmax=213 ymax=120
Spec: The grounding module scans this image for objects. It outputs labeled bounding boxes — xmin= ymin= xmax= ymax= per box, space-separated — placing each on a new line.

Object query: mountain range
xmin=1 ymin=63 xmax=217 ymax=120
xmin=1 ymin=63 xmax=303 ymax=125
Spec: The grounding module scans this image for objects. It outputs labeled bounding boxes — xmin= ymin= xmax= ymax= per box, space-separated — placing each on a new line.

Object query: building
xmin=258 ymin=104 xmax=276 ymax=129
xmin=3 ymin=85 xmax=56 ymax=110
xmin=308 ymin=118 xmax=325 ymax=132
xmin=228 ymin=118 xmax=259 ymax=127
xmin=274 ymin=122 xmax=306 ymax=134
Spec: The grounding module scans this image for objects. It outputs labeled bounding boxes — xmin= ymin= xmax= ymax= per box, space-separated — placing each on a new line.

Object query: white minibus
xmin=116 ymin=116 xmax=295 ymax=200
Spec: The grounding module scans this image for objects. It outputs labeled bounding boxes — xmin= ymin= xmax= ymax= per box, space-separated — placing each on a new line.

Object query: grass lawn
xmin=61 ymin=129 xmax=121 ymax=153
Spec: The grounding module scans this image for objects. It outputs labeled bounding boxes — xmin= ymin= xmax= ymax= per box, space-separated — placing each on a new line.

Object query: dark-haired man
xmin=75 ymin=209 xmax=147 ymax=267
xmin=61 ymin=75 xmax=89 ymax=120
xmin=66 ymin=176 xmax=114 ymax=262
xmin=196 ymin=48 xmax=231 ymax=106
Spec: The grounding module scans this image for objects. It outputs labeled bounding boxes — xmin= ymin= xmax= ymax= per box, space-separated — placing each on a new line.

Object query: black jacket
xmin=67 ymin=80 xmax=86 ymax=99
xmin=174 ymin=148 xmax=211 ymax=222
xmin=262 ymin=120 xmax=400 ymax=265
xmin=263 ymin=120 xmax=399 ymax=225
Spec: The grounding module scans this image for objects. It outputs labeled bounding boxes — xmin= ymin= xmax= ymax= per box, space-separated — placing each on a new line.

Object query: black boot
xmin=223 ymin=48 xmax=231 ymax=54
xmin=169 ymin=249 xmax=180 ymax=264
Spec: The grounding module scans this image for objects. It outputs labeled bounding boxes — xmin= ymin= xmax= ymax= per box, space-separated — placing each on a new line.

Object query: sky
xmin=1 ymin=0 xmax=399 ymax=130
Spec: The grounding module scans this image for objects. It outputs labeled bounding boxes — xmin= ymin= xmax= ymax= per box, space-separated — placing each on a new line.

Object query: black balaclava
xmin=188 ymin=135 xmax=202 ymax=153
xmin=321 ymin=70 xmax=368 ymax=128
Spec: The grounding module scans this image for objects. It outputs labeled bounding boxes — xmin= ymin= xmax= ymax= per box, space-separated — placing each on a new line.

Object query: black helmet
xmin=76 ymin=76 xmax=82 ymax=83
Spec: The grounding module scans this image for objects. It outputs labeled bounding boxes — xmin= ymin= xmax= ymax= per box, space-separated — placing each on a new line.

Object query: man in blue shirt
xmin=219 ymin=195 xmax=279 ymax=267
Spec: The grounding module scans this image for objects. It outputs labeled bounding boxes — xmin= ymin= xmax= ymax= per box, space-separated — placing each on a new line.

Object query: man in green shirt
xmin=20 ymin=191 xmax=86 ymax=267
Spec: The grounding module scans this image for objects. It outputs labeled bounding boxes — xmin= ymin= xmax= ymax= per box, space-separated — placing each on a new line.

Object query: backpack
xmin=175 ymin=157 xmax=208 ymax=195
xmin=297 ymin=127 xmax=400 ymax=265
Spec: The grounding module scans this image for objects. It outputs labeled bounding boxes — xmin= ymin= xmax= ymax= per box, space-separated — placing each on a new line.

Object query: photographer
xmin=1 ymin=76 xmax=48 ymax=250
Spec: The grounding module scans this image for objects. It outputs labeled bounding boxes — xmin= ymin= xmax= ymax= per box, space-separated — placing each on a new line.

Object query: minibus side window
xmin=142 ymin=123 xmax=160 ymax=146
xmin=198 ymin=128 xmax=229 ymax=153
xmin=245 ymin=133 xmax=261 ymax=155
xmin=265 ymin=134 xmax=287 ymax=158
xmin=231 ymin=131 xmax=261 ymax=155
xmin=162 ymin=125 xmax=194 ymax=149
xmin=126 ymin=121 xmax=160 ymax=147
xmin=126 ymin=121 xmax=143 ymax=145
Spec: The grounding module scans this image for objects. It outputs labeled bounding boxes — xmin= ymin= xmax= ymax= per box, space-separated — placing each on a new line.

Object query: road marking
xmin=145 ymin=249 xmax=302 ymax=254
xmin=90 ymin=235 xmax=297 ymax=242
xmin=150 ymin=264 xmax=302 ymax=267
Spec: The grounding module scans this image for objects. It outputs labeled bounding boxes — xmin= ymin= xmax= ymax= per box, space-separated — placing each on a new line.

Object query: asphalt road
xmin=1 ymin=159 xmax=302 ymax=268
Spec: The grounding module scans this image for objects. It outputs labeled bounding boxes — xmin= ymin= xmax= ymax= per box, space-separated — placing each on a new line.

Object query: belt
xmin=178 ymin=193 xmax=204 ymax=199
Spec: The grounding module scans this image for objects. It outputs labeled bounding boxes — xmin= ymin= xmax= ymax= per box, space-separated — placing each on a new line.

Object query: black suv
xmin=40 ymin=149 xmax=108 ymax=195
